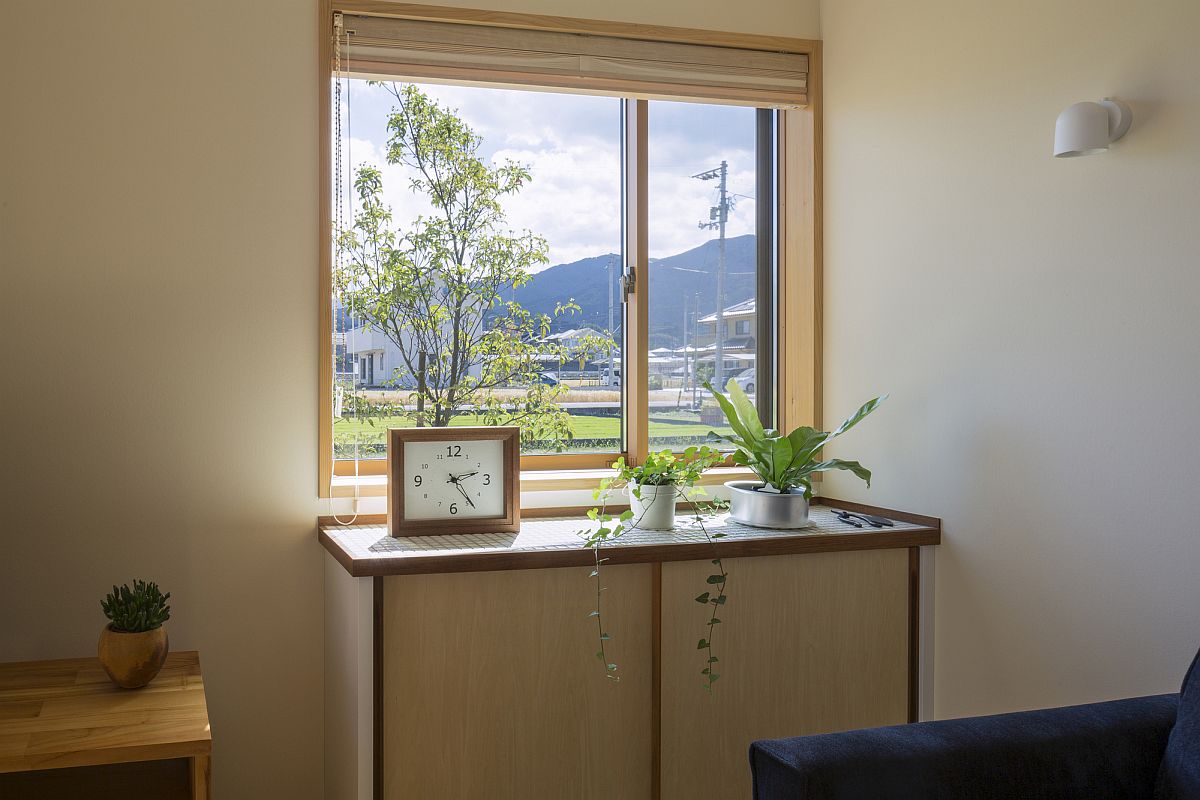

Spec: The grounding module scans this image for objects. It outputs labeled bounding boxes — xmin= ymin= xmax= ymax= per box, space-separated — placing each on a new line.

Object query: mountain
xmin=506 ymin=234 xmax=757 ymax=349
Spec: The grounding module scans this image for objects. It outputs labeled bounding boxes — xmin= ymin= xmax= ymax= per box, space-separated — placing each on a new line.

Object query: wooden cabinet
xmin=660 ymin=550 xmax=909 ymax=798
xmin=322 ymin=500 xmax=938 ymax=800
xmin=380 ymin=564 xmax=654 ymax=799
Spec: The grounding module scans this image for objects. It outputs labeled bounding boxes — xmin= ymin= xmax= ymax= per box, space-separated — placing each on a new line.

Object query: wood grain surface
xmin=660 ymin=549 xmax=910 ymax=798
xmin=0 ymin=650 xmax=211 ymax=774
xmin=381 ymin=565 xmax=654 ymax=799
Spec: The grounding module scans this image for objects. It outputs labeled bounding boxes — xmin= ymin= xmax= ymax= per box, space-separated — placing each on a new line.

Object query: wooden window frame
xmin=318 ymin=1 xmax=821 ymax=498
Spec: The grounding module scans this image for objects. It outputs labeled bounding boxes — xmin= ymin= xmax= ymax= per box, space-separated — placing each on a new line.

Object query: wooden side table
xmin=0 ymin=650 xmax=211 ymax=799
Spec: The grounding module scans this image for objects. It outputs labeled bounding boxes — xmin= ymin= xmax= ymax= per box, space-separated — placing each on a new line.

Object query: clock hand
xmin=453 ymin=480 xmax=476 ymax=508
xmin=447 ymin=471 xmax=479 ymax=483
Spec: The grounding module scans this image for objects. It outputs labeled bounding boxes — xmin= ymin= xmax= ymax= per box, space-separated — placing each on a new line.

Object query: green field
xmin=335 ymin=412 xmax=726 ymax=440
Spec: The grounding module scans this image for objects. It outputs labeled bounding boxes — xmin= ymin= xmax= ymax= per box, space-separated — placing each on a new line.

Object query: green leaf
xmin=769 ymin=436 xmax=794 ymax=487
xmin=706 ymin=575 xmax=724 ymax=584
xmin=697 ymin=638 xmax=709 ymax=649
xmin=705 ymin=382 xmax=752 ymax=443
xmin=695 ymin=592 xmax=711 ymax=604
xmin=828 ymin=395 xmax=887 ymax=440
xmin=803 ymin=458 xmax=873 ymax=487
xmin=723 ymin=378 xmax=765 ymax=441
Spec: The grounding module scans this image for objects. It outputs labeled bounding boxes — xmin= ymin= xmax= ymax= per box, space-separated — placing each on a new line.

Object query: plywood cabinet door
xmin=381 ymin=564 xmax=655 ymax=800
xmin=660 ymin=549 xmax=911 ymax=799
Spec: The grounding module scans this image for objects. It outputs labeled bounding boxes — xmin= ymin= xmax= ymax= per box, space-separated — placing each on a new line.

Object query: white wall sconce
xmin=1053 ymin=98 xmax=1132 ymax=157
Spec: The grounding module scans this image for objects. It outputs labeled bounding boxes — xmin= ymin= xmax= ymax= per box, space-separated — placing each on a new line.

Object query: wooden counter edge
xmin=317 ymin=499 xmax=940 ymax=577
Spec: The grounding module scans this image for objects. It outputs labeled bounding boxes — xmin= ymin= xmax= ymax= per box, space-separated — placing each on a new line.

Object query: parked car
xmin=733 ymin=367 xmax=756 ymax=394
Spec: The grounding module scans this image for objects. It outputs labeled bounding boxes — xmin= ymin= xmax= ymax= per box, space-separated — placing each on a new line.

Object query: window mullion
xmin=622 ymin=98 xmax=650 ymax=466
xmin=756 ymin=108 xmax=778 ymax=429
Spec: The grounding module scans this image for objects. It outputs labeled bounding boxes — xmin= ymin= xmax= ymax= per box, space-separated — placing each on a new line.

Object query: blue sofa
xmin=750 ymin=649 xmax=1200 ymax=799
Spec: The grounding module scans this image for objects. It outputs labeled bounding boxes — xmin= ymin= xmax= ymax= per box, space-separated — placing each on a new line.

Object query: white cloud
xmin=338 ymin=79 xmax=759 ymax=269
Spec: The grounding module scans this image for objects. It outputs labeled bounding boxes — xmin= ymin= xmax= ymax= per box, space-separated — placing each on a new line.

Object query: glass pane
xmin=333 ymin=80 xmax=622 ymax=459
xmin=646 ymin=101 xmax=761 ymax=451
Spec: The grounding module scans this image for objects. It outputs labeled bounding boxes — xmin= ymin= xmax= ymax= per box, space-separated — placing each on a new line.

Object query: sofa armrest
xmin=751 ymin=694 xmax=1178 ymax=800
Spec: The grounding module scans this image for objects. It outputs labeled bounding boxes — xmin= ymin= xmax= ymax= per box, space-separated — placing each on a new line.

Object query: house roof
xmin=697 ymin=298 xmax=756 ymax=323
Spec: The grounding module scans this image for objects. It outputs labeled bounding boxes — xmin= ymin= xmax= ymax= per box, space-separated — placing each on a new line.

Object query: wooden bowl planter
xmin=97 ymin=579 xmax=172 ymax=689
xmin=98 ymin=624 xmax=169 ymax=689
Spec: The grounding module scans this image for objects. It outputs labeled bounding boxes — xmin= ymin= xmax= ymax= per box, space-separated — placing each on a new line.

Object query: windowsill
xmin=318 ymin=498 xmax=942 ymax=577
xmin=328 ymin=466 xmax=761 ymax=498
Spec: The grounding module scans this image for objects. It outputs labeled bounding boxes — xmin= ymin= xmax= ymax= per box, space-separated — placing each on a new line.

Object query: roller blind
xmin=337 ymin=13 xmax=809 ymax=108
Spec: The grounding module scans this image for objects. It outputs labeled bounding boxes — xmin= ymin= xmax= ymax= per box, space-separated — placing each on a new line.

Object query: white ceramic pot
xmin=628 ymin=483 xmax=678 ymax=530
xmin=725 ymin=480 xmax=810 ymax=529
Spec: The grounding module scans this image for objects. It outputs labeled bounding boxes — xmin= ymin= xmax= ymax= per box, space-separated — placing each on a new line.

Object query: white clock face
xmin=401 ymin=438 xmax=506 ymax=521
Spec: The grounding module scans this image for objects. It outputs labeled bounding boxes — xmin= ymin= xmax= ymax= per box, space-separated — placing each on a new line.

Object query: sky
xmin=336 ymin=79 xmax=758 ymax=268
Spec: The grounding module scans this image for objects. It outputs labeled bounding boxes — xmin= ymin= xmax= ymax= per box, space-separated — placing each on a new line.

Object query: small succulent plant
xmin=101 ymin=580 xmax=171 ymax=633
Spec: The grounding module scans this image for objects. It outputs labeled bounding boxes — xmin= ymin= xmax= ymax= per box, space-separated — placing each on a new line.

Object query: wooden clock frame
xmin=387 ymin=426 xmax=521 ymax=537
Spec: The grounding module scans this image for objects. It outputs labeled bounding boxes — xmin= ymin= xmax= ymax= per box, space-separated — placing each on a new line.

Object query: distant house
xmin=343 ymin=322 xmax=395 ymax=388
xmin=541 ymin=328 xmax=593 ymax=351
xmin=342 ymin=317 xmax=611 ymax=388
xmin=341 ymin=307 xmax=484 ymax=389
xmin=694 ymin=298 xmax=756 ymax=374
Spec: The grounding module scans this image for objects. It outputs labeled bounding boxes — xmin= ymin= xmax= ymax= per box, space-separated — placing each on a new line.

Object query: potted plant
xmin=611 ymin=448 xmax=723 ymax=530
xmin=98 ymin=580 xmax=171 ymax=689
xmin=706 ymin=379 xmax=886 ymax=529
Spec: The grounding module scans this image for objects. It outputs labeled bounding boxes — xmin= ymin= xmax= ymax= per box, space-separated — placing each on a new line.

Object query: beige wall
xmin=397 ymin=0 xmax=820 ymax=38
xmin=820 ymin=0 xmax=1200 ymax=718
xmin=0 ymin=2 xmax=324 ymax=797
xmin=0 ymin=1 xmax=817 ymax=798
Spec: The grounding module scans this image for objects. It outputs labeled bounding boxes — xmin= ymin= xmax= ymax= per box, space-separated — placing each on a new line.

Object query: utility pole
xmin=691 ymin=292 xmax=700 ymax=409
xmin=678 ymin=294 xmax=689 ymax=409
xmin=606 ymin=255 xmax=616 ymax=387
xmin=694 ymin=160 xmax=731 ymax=388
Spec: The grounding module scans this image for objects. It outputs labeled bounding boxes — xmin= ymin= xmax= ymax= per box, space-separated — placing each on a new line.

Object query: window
xmin=646 ymin=100 xmax=771 ymax=450
xmin=319 ymin=7 xmax=819 ymax=495
xmin=333 ymin=81 xmax=621 ymax=461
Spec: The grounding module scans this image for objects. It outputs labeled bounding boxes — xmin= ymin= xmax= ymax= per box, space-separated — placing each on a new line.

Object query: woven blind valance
xmin=336 ymin=13 xmax=809 ymax=108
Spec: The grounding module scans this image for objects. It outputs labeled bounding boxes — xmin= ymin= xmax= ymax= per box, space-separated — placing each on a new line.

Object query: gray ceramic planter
xmin=725 ymin=481 xmax=810 ymax=529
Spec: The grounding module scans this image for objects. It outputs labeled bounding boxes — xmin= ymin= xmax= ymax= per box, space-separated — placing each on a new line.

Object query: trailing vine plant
xmin=686 ymin=498 xmax=730 ymax=691
xmin=580 ymin=447 xmax=731 ymax=688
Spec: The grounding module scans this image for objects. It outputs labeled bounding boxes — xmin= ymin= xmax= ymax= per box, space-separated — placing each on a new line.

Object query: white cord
xmin=331 ymin=16 xmax=360 ymax=526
